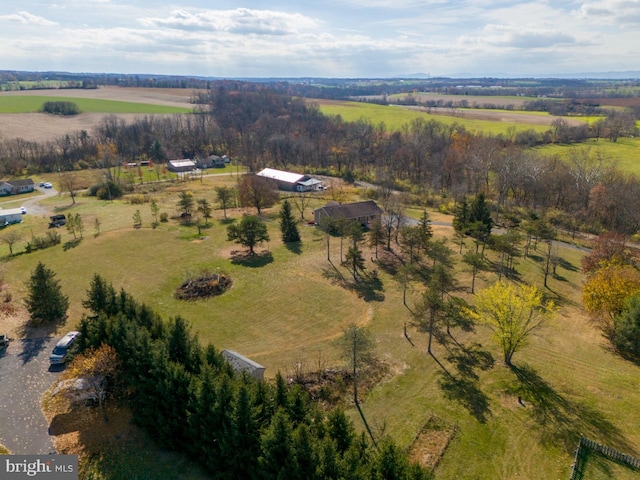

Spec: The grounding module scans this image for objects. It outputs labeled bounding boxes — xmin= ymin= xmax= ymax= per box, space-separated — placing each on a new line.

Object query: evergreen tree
xmin=469 ymin=193 xmax=493 ymax=244
xmin=279 ymin=199 xmax=301 ymax=243
xmin=368 ymin=217 xmax=385 ymax=259
xmin=24 ymin=262 xmax=69 ymax=326
xmin=259 ymin=409 xmax=298 ymax=479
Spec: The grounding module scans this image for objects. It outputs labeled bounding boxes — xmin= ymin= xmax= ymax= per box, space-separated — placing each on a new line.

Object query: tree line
xmin=73 ymin=274 xmax=432 ymax=479
xmin=2 ymin=82 xmax=640 ymax=234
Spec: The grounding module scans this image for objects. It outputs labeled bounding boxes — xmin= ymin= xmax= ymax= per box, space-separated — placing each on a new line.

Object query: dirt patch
xmin=408 ymin=416 xmax=458 ymax=470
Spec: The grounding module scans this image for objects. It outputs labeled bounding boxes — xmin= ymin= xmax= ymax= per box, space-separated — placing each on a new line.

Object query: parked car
xmin=20 ymin=207 xmax=26 ymax=214
xmin=38 ymin=181 xmax=45 ymax=187
xmin=49 ymin=331 xmax=80 ymax=365
xmin=44 ymin=182 xmax=53 ymax=189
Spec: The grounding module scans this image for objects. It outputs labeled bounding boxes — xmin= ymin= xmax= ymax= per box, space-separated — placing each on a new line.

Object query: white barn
xmin=256 ymin=168 xmax=323 ymax=192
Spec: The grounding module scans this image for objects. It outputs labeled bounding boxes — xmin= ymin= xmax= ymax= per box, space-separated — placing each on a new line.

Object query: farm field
xmin=0 ymin=86 xmax=199 ymax=142
xmin=1 ymin=175 xmax=639 ymax=479
xmin=0 ymin=96 xmax=192 ymax=114
xmin=532 ymin=137 xmax=640 ymax=177
xmin=388 ymin=92 xmax=544 ymax=108
xmin=313 ymin=99 xmax=575 ymax=134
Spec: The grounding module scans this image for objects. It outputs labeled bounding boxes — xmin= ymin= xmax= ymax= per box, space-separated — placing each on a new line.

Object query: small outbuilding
xmin=314 ymin=200 xmax=383 ymax=229
xmin=168 ymin=159 xmax=197 ymax=173
xmin=0 ymin=179 xmax=35 ymax=196
xmin=256 ymin=168 xmax=323 ymax=192
xmin=222 ymin=349 xmax=266 ymax=381
xmin=0 ymin=208 xmax=24 ymax=226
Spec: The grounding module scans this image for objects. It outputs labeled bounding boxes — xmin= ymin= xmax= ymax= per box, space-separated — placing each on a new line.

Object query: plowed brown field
xmin=0 ymin=86 xmax=203 ymax=142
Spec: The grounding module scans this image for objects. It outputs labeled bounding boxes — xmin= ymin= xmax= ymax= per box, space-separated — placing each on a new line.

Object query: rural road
xmin=0 ymin=335 xmax=63 ymax=454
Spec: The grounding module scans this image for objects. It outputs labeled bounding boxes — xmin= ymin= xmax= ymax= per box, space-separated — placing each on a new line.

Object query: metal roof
xmin=257 ymin=168 xmax=306 ymax=184
xmin=315 ymin=200 xmax=383 ymax=220
xmin=222 ymin=349 xmax=265 ymax=375
xmin=169 ymin=159 xmax=196 ymax=168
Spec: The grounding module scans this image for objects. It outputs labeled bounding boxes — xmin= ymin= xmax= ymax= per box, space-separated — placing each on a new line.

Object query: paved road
xmin=0 ymin=335 xmax=63 ymax=454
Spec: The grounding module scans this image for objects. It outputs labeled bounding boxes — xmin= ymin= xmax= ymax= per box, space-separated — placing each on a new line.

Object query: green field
xmin=532 ymin=137 xmax=640 ymax=176
xmin=2 ymin=175 xmax=640 ymax=479
xmin=316 ymin=101 xmax=554 ymax=135
xmin=0 ymin=96 xmax=192 ymax=114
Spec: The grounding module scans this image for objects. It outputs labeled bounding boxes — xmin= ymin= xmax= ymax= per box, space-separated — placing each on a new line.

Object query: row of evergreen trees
xmin=77 ymin=275 xmax=431 ymax=479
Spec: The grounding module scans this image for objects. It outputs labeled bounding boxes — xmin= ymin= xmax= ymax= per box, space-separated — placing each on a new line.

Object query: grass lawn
xmin=2 ymin=174 xmax=640 ymax=479
xmin=0 ymin=96 xmax=192 ymax=114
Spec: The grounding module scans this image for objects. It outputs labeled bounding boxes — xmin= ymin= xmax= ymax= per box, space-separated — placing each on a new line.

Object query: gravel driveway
xmin=0 ymin=335 xmax=63 ymax=454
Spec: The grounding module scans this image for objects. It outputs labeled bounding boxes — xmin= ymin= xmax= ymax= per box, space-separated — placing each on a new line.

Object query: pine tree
xmin=24 ymin=262 xmax=69 ymax=326
xmin=279 ymin=199 xmax=301 ymax=243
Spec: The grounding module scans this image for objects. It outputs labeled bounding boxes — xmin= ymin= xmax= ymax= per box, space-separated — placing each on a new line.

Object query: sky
xmin=1 ymin=0 xmax=639 ymax=78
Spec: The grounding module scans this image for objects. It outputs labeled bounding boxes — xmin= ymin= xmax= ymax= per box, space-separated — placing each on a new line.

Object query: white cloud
xmin=0 ymin=11 xmax=57 ymax=26
xmin=578 ymin=0 xmax=640 ymax=27
xmin=140 ymin=8 xmax=319 ymax=36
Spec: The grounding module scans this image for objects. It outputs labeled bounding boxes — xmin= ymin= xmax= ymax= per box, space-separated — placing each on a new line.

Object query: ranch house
xmin=314 ymin=200 xmax=383 ymax=230
xmin=0 ymin=208 xmax=24 ymax=226
xmin=195 ymin=154 xmax=229 ymax=169
xmin=0 ymin=179 xmax=35 ymax=196
xmin=256 ymin=168 xmax=323 ymax=192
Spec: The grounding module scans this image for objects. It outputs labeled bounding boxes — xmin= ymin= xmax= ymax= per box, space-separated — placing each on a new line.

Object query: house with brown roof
xmin=0 ymin=179 xmax=35 ymax=196
xmin=313 ymin=200 xmax=383 ymax=230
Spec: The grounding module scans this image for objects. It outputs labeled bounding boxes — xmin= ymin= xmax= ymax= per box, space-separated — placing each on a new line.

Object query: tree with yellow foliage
xmin=582 ymin=264 xmax=640 ymax=337
xmin=467 ymin=282 xmax=556 ymax=365
xmin=63 ymin=344 xmax=119 ymax=418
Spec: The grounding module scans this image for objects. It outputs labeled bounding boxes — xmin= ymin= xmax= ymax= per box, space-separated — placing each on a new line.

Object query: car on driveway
xmin=49 ymin=331 xmax=80 ymax=365
xmin=43 ymin=182 xmax=53 ymax=189
xmin=20 ymin=207 xmax=26 ymax=214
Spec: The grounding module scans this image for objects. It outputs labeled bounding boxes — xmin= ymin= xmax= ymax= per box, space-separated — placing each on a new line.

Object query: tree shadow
xmin=431 ymin=337 xmax=494 ymax=423
xmin=16 ymin=322 xmax=61 ymax=365
xmin=229 ymin=250 xmax=273 ymax=268
xmin=345 ymin=274 xmax=385 ymax=302
xmin=323 ymin=265 xmax=384 ymax=302
xmin=508 ymin=364 xmax=635 ymax=455
xmin=284 ymin=241 xmax=302 ymax=255
xmin=63 ymin=238 xmax=83 ymax=251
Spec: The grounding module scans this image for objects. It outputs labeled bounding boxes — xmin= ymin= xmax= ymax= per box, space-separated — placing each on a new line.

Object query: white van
xmin=49 ymin=331 xmax=80 ymax=365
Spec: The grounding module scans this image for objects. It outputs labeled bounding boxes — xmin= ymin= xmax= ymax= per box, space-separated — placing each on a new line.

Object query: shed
xmin=168 ymin=159 xmax=196 ymax=173
xmin=0 ymin=208 xmax=24 ymax=226
xmin=256 ymin=168 xmax=323 ymax=192
xmin=222 ymin=349 xmax=265 ymax=380
xmin=314 ymin=200 xmax=383 ymax=229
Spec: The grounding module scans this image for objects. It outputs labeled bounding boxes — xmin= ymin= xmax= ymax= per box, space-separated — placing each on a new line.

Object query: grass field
xmin=2 ymin=173 xmax=640 ymax=479
xmin=0 ymin=96 xmax=192 ymax=114
xmin=315 ymin=100 xmax=562 ymax=135
xmin=532 ymin=137 xmax=640 ymax=176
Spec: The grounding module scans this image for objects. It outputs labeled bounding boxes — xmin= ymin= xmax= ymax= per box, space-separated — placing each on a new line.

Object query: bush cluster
xmin=25 ymin=231 xmax=61 ymax=252
xmin=41 ymin=101 xmax=80 ymax=116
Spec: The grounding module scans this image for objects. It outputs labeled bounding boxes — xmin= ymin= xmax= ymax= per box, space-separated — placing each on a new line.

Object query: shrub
xmin=128 ymin=194 xmax=147 ymax=205
xmin=41 ymin=101 xmax=80 ymax=116
xmin=159 ymin=212 xmax=169 ymax=223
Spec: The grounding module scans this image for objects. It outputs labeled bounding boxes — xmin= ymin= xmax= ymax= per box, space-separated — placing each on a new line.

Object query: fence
xmin=570 ymin=436 xmax=640 ymax=480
